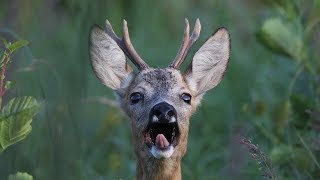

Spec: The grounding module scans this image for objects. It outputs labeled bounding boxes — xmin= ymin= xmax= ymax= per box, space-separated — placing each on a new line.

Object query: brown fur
xmin=89 ymin=20 xmax=230 ymax=179
xmin=115 ymin=68 xmax=191 ymax=179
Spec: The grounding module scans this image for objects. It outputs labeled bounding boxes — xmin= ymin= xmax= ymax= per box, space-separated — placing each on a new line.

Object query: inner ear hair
xmin=184 ymin=27 xmax=230 ymax=95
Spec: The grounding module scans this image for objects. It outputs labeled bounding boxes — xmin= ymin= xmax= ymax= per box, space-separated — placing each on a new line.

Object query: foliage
xmin=0 ymin=38 xmax=38 ymax=179
xmin=0 ymin=96 xmax=40 ymax=153
xmin=8 ymin=172 xmax=33 ymax=180
xmin=257 ymin=17 xmax=305 ymax=61
xmin=240 ymin=137 xmax=276 ymax=179
xmin=247 ymin=0 xmax=320 ymax=178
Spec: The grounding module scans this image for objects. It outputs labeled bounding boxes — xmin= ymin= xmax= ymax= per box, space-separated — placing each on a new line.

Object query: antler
xmin=170 ymin=18 xmax=201 ymax=69
xmin=105 ymin=19 xmax=149 ymax=70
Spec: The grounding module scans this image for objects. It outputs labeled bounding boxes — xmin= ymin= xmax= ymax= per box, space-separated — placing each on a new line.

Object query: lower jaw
xmin=150 ymin=145 xmax=174 ymax=159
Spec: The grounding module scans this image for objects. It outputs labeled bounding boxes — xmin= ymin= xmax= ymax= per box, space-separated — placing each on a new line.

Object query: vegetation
xmin=0 ymin=0 xmax=319 ymax=179
xmin=250 ymin=1 xmax=320 ymax=179
xmin=0 ymin=38 xmax=39 ymax=179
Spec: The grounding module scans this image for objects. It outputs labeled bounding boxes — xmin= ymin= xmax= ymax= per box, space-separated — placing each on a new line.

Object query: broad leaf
xmin=0 ymin=96 xmax=40 ymax=153
xmin=8 ymin=40 xmax=29 ymax=53
xmin=8 ymin=172 xmax=33 ymax=180
xmin=257 ymin=18 xmax=305 ymax=61
xmin=5 ymin=81 xmax=14 ymax=91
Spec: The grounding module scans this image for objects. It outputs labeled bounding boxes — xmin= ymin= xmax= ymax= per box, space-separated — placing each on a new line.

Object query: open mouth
xmin=145 ymin=121 xmax=180 ymax=150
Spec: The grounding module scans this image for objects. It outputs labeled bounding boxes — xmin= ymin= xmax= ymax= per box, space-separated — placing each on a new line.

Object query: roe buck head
xmin=89 ymin=19 xmax=230 ymax=179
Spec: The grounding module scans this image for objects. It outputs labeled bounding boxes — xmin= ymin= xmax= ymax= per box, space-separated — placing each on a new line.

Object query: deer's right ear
xmin=90 ymin=25 xmax=133 ymax=90
xmin=184 ymin=28 xmax=230 ymax=96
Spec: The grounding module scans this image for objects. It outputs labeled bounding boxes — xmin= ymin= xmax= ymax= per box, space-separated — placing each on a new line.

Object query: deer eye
xmin=181 ymin=93 xmax=192 ymax=104
xmin=130 ymin=92 xmax=143 ymax=104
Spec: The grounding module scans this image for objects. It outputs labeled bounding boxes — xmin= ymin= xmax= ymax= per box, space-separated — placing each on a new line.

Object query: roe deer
xmin=89 ymin=18 xmax=230 ymax=179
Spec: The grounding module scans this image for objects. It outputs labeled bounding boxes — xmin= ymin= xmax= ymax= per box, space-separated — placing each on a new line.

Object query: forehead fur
xmin=133 ymin=68 xmax=185 ymax=91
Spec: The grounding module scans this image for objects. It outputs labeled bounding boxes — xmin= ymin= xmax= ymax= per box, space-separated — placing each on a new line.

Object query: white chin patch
xmin=150 ymin=145 xmax=174 ymax=159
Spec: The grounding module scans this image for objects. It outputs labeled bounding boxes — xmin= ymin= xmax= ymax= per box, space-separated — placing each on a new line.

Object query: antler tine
xmin=122 ymin=20 xmax=149 ymax=70
xmin=105 ymin=19 xmax=134 ymax=62
xmin=170 ymin=18 xmax=201 ymax=69
xmin=105 ymin=19 xmax=149 ymax=71
xmin=178 ymin=18 xmax=201 ymax=67
xmin=105 ymin=19 xmax=121 ymax=42
xmin=170 ymin=19 xmax=190 ymax=68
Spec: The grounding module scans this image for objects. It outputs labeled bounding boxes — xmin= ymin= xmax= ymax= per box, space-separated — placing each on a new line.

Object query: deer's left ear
xmin=184 ymin=28 xmax=230 ymax=96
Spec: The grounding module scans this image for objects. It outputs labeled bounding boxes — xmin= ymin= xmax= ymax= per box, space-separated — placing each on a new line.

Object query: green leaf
xmin=0 ymin=96 xmax=41 ymax=153
xmin=8 ymin=40 xmax=29 ymax=53
xmin=257 ymin=18 xmax=305 ymax=61
xmin=4 ymin=81 xmax=14 ymax=91
xmin=8 ymin=172 xmax=33 ymax=180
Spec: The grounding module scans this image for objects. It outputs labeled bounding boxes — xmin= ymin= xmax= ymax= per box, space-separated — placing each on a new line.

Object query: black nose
xmin=150 ymin=102 xmax=177 ymax=123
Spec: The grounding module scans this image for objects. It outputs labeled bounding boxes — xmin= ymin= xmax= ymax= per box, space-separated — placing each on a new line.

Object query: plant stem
xmin=0 ymin=51 xmax=10 ymax=111
xmin=296 ymin=131 xmax=320 ymax=170
xmin=287 ymin=66 xmax=304 ymax=98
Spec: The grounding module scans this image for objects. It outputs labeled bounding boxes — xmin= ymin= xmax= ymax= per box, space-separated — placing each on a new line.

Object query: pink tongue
xmin=155 ymin=134 xmax=169 ymax=148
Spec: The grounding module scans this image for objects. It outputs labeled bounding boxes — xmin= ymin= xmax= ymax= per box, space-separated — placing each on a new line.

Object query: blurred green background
xmin=0 ymin=0 xmax=319 ymax=179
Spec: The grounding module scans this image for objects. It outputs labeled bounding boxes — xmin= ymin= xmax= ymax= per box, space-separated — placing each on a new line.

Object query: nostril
xmin=150 ymin=102 xmax=177 ymax=122
xmin=154 ymin=110 xmax=162 ymax=118
xmin=167 ymin=110 xmax=175 ymax=117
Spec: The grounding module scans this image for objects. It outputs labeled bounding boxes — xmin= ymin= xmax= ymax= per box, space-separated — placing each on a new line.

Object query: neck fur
xmin=136 ymin=157 xmax=182 ymax=180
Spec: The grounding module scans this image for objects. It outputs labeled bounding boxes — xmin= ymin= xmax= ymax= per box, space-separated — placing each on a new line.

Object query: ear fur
xmin=185 ymin=27 xmax=230 ymax=95
xmin=89 ymin=25 xmax=133 ymax=90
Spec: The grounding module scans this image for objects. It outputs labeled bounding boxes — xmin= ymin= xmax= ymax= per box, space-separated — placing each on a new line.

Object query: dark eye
xmin=130 ymin=92 xmax=143 ymax=104
xmin=181 ymin=93 xmax=192 ymax=104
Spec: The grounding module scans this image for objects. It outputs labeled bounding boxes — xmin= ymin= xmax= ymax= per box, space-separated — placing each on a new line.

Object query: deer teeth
xmin=171 ymin=130 xmax=176 ymax=142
